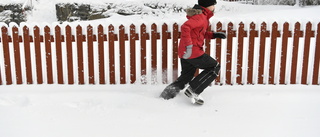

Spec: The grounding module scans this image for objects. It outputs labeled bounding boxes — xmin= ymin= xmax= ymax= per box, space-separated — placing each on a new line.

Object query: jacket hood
xmin=186 ymin=4 xmax=214 ymax=19
xmin=186 ymin=8 xmax=202 ymax=17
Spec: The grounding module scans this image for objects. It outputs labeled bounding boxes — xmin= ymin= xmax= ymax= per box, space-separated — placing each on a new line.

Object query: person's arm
xmin=180 ymin=18 xmax=202 ymax=59
xmin=205 ymin=31 xmax=227 ymax=39
xmin=180 ymin=18 xmax=202 ymax=46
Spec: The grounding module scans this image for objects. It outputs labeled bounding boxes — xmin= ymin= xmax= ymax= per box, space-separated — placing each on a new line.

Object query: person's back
xmin=178 ymin=4 xmax=214 ymax=59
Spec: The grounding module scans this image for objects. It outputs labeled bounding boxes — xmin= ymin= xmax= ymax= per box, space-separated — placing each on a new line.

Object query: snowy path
xmin=0 ymin=85 xmax=319 ymax=137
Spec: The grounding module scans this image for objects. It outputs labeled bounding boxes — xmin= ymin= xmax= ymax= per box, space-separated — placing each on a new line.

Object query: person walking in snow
xmin=160 ymin=0 xmax=226 ymax=105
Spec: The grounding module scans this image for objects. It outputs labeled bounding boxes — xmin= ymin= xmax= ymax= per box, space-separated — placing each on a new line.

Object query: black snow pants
xmin=171 ymin=53 xmax=220 ymax=95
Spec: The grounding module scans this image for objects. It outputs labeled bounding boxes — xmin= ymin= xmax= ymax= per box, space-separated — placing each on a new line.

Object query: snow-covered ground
xmin=0 ymin=85 xmax=320 ymax=137
xmin=1 ymin=0 xmax=320 ymax=137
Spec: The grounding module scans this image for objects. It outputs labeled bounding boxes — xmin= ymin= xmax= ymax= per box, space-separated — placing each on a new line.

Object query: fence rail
xmin=0 ymin=21 xmax=320 ymax=85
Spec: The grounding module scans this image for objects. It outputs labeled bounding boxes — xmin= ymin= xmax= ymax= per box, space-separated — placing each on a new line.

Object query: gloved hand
xmin=213 ymin=32 xmax=227 ymax=39
xmin=183 ymin=45 xmax=193 ymax=59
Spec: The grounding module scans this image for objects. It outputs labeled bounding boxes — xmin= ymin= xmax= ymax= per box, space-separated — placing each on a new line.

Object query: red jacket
xmin=178 ymin=6 xmax=214 ymax=59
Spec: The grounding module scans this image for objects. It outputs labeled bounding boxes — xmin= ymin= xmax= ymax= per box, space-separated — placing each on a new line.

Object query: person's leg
xmin=170 ymin=59 xmax=197 ymax=90
xmin=160 ymin=59 xmax=197 ymax=99
xmin=187 ymin=54 xmax=220 ymax=94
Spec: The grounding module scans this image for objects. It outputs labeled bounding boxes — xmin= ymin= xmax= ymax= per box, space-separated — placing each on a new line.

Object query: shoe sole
xmin=195 ymin=99 xmax=204 ymax=105
xmin=160 ymin=91 xmax=179 ymax=100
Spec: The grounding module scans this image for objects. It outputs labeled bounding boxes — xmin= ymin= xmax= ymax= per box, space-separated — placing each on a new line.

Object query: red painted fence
xmin=0 ymin=21 xmax=319 ymax=85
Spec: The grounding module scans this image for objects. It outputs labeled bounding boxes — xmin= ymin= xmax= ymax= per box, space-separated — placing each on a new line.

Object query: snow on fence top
xmin=0 ymin=21 xmax=320 ymax=85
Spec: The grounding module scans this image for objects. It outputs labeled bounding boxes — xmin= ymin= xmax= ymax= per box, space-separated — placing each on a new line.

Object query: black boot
xmin=184 ymin=87 xmax=204 ymax=105
xmin=160 ymin=84 xmax=180 ymax=100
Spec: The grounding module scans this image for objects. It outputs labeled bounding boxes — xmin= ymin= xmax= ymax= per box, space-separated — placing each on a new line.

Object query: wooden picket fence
xmin=0 ymin=21 xmax=320 ymax=85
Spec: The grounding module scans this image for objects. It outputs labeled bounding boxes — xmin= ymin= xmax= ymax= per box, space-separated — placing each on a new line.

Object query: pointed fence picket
xmin=314 ymin=23 xmax=320 ymax=85
xmin=0 ymin=21 xmax=319 ymax=85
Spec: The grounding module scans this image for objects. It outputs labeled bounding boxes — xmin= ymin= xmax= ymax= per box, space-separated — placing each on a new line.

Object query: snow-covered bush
xmin=55 ymin=2 xmax=187 ymax=22
xmin=0 ymin=4 xmax=29 ymax=24
xmin=0 ymin=10 xmax=12 ymax=23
